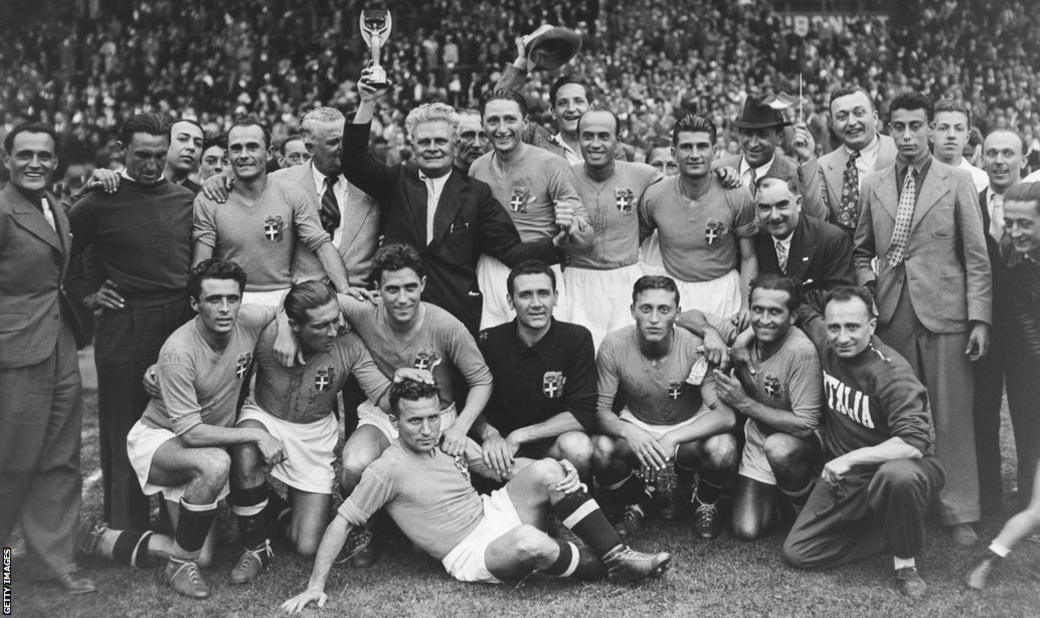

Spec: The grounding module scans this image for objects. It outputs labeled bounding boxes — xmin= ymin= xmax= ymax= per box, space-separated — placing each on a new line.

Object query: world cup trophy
xmin=360 ymin=8 xmax=392 ymax=88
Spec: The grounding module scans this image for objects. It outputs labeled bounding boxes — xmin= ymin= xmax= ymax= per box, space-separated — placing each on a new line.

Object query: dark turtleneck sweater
xmin=69 ymin=177 xmax=194 ymax=306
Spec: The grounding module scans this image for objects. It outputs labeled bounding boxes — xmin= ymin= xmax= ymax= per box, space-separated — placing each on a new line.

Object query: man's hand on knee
xmin=553 ymin=459 xmax=584 ymax=495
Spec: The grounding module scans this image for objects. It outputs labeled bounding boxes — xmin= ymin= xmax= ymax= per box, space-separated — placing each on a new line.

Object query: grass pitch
xmin=10 ymin=390 xmax=1040 ymax=617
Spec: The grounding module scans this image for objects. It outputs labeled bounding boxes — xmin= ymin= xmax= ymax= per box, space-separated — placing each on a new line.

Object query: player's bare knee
xmin=555 ymin=432 xmax=594 ymax=471
xmin=511 ymin=525 xmax=553 ymax=563
xmin=732 ymin=517 xmax=764 ymax=542
xmin=192 ymin=448 xmax=231 ymax=491
xmin=591 ymin=435 xmax=616 ymax=470
xmin=763 ymin=434 xmax=803 ymax=472
xmin=531 ymin=457 xmax=565 ymax=487
xmin=703 ymin=433 xmax=739 ymax=471
xmin=341 ymin=449 xmax=376 ymax=485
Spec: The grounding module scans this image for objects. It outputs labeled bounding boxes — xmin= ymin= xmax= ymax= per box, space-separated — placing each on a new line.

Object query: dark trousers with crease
xmin=783 ymin=457 xmax=944 ymax=569
xmin=95 ymin=298 xmax=191 ymax=530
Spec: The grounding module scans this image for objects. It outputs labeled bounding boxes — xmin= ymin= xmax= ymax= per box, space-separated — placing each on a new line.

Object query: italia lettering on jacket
xmin=823 ymin=372 xmax=874 ymax=429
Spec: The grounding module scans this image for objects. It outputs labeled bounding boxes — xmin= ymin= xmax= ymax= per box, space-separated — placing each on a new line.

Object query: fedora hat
xmin=732 ymin=93 xmax=791 ymax=130
xmin=524 ymin=25 xmax=582 ymax=71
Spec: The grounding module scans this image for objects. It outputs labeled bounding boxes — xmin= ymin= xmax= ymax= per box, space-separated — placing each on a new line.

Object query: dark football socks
xmin=231 ymin=484 xmax=270 ymax=549
xmin=551 ymin=490 xmax=623 ymax=558
xmin=695 ymin=477 xmax=725 ymax=505
xmin=600 ymin=472 xmax=654 ymax=510
xmin=175 ymin=499 xmax=219 ymax=556
xmin=96 ymin=528 xmax=155 ymax=568
xmin=542 ymin=540 xmax=604 ymax=579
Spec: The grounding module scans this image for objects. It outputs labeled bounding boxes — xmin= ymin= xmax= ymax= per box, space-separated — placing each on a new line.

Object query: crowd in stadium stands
xmin=2 ymin=0 xmax=1040 ymax=189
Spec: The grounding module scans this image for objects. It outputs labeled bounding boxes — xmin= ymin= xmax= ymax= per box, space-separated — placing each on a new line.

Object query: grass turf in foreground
xmin=9 ymin=393 xmax=1040 ymax=617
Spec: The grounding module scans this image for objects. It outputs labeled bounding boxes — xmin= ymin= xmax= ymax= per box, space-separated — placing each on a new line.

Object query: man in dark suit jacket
xmin=342 ymin=68 xmax=565 ymax=333
xmin=713 ymin=94 xmax=825 ymax=220
xmin=973 ymin=129 xmax=1025 ymax=513
xmin=854 ymin=92 xmax=992 ymax=544
xmin=753 ymin=176 xmax=855 ymax=345
xmin=0 ymin=123 xmax=94 ymax=594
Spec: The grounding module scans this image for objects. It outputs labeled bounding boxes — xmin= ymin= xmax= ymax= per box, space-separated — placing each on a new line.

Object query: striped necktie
xmin=320 ymin=175 xmax=340 ymax=239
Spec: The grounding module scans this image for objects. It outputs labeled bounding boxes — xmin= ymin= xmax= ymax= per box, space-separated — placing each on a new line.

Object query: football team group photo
xmin=1 ymin=0 xmax=1039 ymax=615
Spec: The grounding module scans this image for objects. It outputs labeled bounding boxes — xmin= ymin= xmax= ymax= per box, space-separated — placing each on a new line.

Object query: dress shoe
xmin=949 ymin=523 xmax=978 ymax=546
xmin=52 ymin=572 xmax=97 ymax=595
xmin=894 ymin=566 xmax=927 ymax=598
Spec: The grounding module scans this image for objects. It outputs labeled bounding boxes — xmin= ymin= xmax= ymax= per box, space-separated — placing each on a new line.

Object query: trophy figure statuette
xmin=360 ymin=9 xmax=392 ymax=87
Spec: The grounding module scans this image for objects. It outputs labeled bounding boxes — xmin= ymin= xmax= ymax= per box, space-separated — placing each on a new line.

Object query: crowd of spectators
xmin=2 ymin=0 xmax=1039 ymax=183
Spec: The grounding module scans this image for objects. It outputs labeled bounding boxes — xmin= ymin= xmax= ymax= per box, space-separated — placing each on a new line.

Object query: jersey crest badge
xmin=234 ymin=353 xmax=252 ymax=380
xmin=414 ymin=350 xmax=442 ymax=372
xmin=509 ymin=185 xmax=531 ymax=213
xmin=667 ymin=380 xmax=683 ymax=400
xmin=763 ymin=374 xmax=782 ymax=399
xmin=315 ymin=367 xmax=335 ymax=391
xmin=452 ymin=455 xmax=470 ymax=481
xmin=542 ymin=371 xmax=566 ymax=399
xmin=263 ymin=215 xmax=285 ymax=242
xmin=704 ymin=219 xmax=725 ymax=246
xmin=615 ymin=188 xmax=635 ymax=213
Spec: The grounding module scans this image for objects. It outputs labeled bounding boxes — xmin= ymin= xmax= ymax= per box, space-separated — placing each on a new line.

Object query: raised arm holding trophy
xmin=360 ymin=7 xmax=392 ymax=87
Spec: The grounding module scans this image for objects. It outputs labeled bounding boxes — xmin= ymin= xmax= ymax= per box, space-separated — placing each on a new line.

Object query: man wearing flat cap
xmin=714 ymin=93 xmax=825 ymax=220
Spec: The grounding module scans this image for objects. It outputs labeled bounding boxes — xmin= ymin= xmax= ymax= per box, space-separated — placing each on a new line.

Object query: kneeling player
xmin=85 ymin=260 xmax=283 ymax=599
xmin=473 ymin=261 xmax=598 ymax=481
xmin=281 ymin=379 xmax=670 ymax=612
xmin=712 ymin=276 xmax=823 ymax=540
xmin=782 ymin=288 xmax=945 ymax=597
xmin=226 ymin=281 xmax=404 ymax=582
xmin=591 ymin=276 xmax=739 ymax=540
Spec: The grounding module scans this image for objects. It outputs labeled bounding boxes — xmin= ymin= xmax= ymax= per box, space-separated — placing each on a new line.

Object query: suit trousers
xmin=95 ymin=298 xmax=192 ymax=530
xmin=783 ymin=457 xmax=944 ymax=569
xmin=972 ymin=332 xmax=1005 ymax=514
xmin=0 ymin=325 xmax=83 ymax=580
xmin=879 ymin=282 xmax=980 ymax=525
xmin=1005 ymin=349 xmax=1040 ymax=505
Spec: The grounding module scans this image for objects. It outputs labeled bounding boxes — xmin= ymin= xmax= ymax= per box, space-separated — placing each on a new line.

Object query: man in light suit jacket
xmin=805 ymin=86 xmax=898 ymax=233
xmin=753 ymin=176 xmax=855 ymax=345
xmin=853 ymin=92 xmax=992 ymax=545
xmin=0 ymin=123 xmax=94 ymax=594
xmin=275 ymin=107 xmax=381 ymax=288
xmin=713 ymin=93 xmax=826 ymax=220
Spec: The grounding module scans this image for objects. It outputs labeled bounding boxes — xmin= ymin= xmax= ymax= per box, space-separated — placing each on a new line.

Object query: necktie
xmin=837 ymin=150 xmax=860 ymax=230
xmin=320 ymin=176 xmax=340 ymax=239
xmin=775 ymin=241 xmax=788 ymax=274
xmin=886 ymin=167 xmax=917 ymax=268
xmin=989 ymin=192 xmax=1005 ymax=240
xmin=40 ymin=197 xmax=56 ymax=231
xmin=744 ymin=165 xmax=758 ymax=196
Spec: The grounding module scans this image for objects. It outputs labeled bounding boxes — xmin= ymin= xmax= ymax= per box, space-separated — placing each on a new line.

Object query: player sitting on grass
xmin=281 ymin=379 xmax=671 ymax=612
